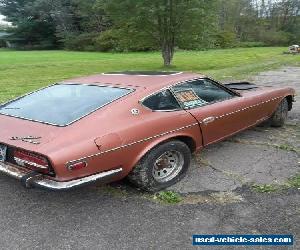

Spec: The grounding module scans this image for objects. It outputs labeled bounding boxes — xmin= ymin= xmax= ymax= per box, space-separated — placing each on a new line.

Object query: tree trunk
xmin=162 ymin=42 xmax=174 ymax=66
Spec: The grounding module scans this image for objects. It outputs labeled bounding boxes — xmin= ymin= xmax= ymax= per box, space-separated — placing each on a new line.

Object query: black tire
xmin=127 ymin=140 xmax=191 ymax=192
xmin=269 ymin=98 xmax=289 ymax=127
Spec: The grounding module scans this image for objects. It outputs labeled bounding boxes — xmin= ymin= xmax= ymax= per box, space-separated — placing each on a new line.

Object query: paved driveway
xmin=0 ymin=67 xmax=299 ymax=250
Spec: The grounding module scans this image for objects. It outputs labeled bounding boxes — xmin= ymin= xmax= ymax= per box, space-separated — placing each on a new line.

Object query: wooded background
xmin=0 ymin=0 xmax=299 ymax=65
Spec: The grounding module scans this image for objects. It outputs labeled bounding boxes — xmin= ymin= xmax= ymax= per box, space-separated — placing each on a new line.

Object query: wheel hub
xmin=152 ymin=150 xmax=184 ymax=183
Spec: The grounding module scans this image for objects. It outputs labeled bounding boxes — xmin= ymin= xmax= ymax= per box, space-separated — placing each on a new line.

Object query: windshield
xmin=0 ymin=84 xmax=132 ymax=126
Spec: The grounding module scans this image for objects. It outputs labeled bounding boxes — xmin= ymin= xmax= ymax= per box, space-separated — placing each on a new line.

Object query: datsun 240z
xmin=0 ymin=71 xmax=295 ymax=191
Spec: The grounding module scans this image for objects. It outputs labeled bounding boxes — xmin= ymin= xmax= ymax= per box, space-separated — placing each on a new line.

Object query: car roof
xmin=63 ymin=71 xmax=206 ymax=91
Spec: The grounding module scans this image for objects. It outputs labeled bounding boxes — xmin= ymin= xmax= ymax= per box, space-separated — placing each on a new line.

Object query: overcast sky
xmin=0 ymin=15 xmax=10 ymax=25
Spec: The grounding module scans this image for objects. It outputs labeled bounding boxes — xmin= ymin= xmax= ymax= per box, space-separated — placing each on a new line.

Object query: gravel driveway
xmin=0 ymin=67 xmax=299 ymax=250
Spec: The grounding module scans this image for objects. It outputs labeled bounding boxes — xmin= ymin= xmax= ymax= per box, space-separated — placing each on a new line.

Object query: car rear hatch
xmin=0 ymin=115 xmax=64 ymax=175
xmin=0 ymin=114 xmax=62 ymax=148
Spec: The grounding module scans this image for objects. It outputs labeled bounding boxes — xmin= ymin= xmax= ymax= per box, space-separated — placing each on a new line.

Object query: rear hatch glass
xmin=0 ymin=84 xmax=132 ymax=126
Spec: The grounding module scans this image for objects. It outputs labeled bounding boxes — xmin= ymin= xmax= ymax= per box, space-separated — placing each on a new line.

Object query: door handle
xmin=202 ymin=116 xmax=215 ymax=124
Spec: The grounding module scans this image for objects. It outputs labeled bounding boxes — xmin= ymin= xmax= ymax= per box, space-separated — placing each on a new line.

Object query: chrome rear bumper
xmin=0 ymin=161 xmax=122 ymax=190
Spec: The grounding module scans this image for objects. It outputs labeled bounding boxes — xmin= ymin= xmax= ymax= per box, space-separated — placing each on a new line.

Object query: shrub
xmin=94 ymin=30 xmax=120 ymax=51
xmin=237 ymin=41 xmax=267 ymax=48
xmin=259 ymin=30 xmax=291 ymax=46
xmin=0 ymin=39 xmax=6 ymax=48
xmin=94 ymin=29 xmax=157 ymax=52
xmin=63 ymin=33 xmax=98 ymax=51
xmin=215 ymin=31 xmax=238 ymax=48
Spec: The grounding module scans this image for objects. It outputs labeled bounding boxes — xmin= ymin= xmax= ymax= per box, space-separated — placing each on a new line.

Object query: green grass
xmin=154 ymin=191 xmax=183 ymax=204
xmin=252 ymin=184 xmax=279 ymax=193
xmin=252 ymin=173 xmax=300 ymax=193
xmin=0 ymin=47 xmax=299 ymax=103
xmin=286 ymin=174 xmax=300 ymax=189
xmin=276 ymin=144 xmax=298 ymax=153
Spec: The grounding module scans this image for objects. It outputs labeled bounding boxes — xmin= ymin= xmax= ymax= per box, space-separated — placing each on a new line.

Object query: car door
xmin=171 ymin=78 xmax=263 ymax=146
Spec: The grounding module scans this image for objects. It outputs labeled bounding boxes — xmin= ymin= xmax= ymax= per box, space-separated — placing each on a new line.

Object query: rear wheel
xmin=127 ymin=140 xmax=191 ymax=192
xmin=269 ymin=98 xmax=289 ymax=127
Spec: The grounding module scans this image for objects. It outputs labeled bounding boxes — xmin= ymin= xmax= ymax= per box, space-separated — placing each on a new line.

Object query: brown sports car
xmin=0 ymin=71 xmax=295 ymax=191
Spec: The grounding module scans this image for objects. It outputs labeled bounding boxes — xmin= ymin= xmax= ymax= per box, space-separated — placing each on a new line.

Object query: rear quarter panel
xmin=42 ymin=92 xmax=202 ymax=181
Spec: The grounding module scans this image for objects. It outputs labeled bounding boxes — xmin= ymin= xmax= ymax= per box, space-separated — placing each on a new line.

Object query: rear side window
xmin=142 ymin=90 xmax=181 ymax=111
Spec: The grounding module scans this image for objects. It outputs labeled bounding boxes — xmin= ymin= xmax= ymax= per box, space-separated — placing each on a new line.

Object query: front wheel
xmin=269 ymin=98 xmax=289 ymax=127
xmin=127 ymin=140 xmax=191 ymax=192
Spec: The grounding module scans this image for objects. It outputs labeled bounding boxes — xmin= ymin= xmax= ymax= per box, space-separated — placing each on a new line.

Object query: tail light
xmin=14 ymin=149 xmax=51 ymax=174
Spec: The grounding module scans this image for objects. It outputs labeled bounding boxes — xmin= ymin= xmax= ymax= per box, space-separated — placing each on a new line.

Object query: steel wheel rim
xmin=152 ymin=150 xmax=184 ymax=183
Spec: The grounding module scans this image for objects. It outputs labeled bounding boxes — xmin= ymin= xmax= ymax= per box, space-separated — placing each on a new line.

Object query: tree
xmin=107 ymin=0 xmax=218 ymax=66
xmin=1 ymin=0 xmax=298 ymax=52
xmin=47 ymin=0 xmax=111 ymax=51
xmin=0 ymin=0 xmax=58 ymax=48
